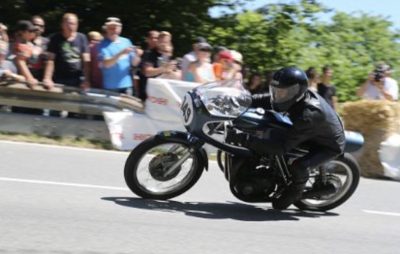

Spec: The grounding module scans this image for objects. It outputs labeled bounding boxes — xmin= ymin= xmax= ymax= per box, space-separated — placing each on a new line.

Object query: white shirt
xmin=363 ymin=77 xmax=399 ymax=100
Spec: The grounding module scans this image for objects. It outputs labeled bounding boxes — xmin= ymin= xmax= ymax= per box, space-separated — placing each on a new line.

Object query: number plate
xmin=181 ymin=93 xmax=194 ymax=126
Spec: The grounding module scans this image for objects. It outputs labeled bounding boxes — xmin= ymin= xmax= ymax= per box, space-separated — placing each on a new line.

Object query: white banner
xmin=380 ymin=134 xmax=400 ymax=180
xmin=145 ymin=78 xmax=200 ymax=122
xmin=104 ymin=79 xmax=198 ymax=150
xmin=103 ymin=111 xmax=186 ymax=151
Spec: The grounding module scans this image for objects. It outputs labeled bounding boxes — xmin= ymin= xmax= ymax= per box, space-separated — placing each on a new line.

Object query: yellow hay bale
xmin=341 ymin=100 xmax=400 ymax=178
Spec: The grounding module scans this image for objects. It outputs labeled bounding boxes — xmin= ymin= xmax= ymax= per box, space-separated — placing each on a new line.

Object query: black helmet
xmin=269 ymin=66 xmax=308 ymax=112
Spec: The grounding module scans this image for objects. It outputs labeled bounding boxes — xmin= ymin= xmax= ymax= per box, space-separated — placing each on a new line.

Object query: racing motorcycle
xmin=124 ymin=80 xmax=362 ymax=211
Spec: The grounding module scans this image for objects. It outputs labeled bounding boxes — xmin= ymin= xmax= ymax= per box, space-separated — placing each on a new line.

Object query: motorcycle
xmin=124 ymin=80 xmax=363 ymax=211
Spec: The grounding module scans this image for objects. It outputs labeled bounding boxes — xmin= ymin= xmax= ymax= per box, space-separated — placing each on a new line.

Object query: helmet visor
xmin=270 ymin=83 xmax=300 ymax=103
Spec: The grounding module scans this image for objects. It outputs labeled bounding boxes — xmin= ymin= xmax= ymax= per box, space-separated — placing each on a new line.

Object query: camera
xmin=374 ymin=70 xmax=384 ymax=82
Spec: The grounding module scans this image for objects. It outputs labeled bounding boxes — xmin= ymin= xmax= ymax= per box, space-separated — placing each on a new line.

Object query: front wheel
xmin=124 ymin=136 xmax=205 ymax=200
xmin=294 ymin=153 xmax=360 ymax=211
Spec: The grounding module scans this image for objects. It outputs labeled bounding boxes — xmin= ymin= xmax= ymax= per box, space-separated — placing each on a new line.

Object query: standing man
xmin=98 ymin=17 xmax=140 ymax=95
xmin=357 ymin=62 xmax=398 ymax=101
xmin=31 ymin=15 xmax=49 ymax=52
xmin=317 ymin=65 xmax=337 ymax=109
xmin=43 ymin=13 xmax=90 ymax=89
xmin=145 ymin=30 xmax=159 ymax=52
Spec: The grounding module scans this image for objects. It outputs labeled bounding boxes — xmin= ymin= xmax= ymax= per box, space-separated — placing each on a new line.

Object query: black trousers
xmin=245 ymin=130 xmax=340 ymax=184
xmin=290 ymin=148 xmax=340 ymax=184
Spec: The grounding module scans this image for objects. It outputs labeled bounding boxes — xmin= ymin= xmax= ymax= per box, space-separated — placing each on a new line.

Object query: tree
xmin=208 ymin=1 xmax=400 ymax=101
xmin=0 ymin=0 xmax=245 ymax=56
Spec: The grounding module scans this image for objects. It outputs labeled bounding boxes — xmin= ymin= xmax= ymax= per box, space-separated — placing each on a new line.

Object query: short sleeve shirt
xmin=14 ymin=41 xmax=44 ymax=73
xmin=317 ymin=83 xmax=336 ymax=109
xmin=98 ymin=36 xmax=134 ymax=89
xmin=363 ymin=77 xmax=399 ymax=101
xmin=47 ymin=32 xmax=89 ymax=80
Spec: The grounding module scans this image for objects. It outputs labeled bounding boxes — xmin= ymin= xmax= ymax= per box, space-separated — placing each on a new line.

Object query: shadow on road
xmin=101 ymin=197 xmax=339 ymax=221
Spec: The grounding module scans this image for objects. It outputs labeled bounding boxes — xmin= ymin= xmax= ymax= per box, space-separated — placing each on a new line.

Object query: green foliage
xmin=208 ymin=1 xmax=400 ymax=101
xmin=0 ymin=0 xmax=243 ymax=55
xmin=1 ymin=0 xmax=399 ymax=101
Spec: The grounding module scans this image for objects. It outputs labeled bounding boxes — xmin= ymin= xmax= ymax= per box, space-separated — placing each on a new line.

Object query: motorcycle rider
xmin=233 ymin=66 xmax=345 ymax=209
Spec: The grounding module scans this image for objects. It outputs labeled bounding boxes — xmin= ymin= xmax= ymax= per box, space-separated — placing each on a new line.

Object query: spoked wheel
xmin=124 ymin=136 xmax=205 ymax=200
xmin=294 ymin=153 xmax=360 ymax=211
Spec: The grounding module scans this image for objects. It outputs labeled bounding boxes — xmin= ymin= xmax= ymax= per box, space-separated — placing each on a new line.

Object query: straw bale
xmin=341 ymin=100 xmax=400 ymax=178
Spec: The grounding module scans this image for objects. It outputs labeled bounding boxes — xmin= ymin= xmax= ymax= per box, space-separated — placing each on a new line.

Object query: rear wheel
xmin=294 ymin=153 xmax=360 ymax=211
xmin=124 ymin=136 xmax=205 ymax=200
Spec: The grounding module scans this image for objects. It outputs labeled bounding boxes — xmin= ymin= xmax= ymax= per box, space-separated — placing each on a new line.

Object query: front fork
xmin=162 ymin=134 xmax=205 ymax=177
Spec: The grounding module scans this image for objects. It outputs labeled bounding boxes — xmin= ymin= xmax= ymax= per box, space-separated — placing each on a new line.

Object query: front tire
xmin=294 ymin=153 xmax=360 ymax=211
xmin=124 ymin=136 xmax=205 ymax=200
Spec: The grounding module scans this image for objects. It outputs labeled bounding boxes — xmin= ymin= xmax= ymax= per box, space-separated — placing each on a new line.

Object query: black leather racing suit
xmin=248 ymin=90 xmax=345 ymax=184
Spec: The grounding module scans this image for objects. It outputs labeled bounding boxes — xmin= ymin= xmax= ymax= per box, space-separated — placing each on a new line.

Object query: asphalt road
xmin=0 ymin=140 xmax=399 ymax=254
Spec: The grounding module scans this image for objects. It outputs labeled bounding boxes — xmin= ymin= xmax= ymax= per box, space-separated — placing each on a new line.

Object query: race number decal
xmin=181 ymin=93 xmax=194 ymax=125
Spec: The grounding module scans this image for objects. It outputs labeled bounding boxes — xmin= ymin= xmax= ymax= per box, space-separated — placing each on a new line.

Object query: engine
xmin=228 ymin=156 xmax=277 ymax=202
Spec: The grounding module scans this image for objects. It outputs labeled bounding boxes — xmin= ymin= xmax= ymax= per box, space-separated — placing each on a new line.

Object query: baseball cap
xmin=218 ymin=50 xmax=233 ymax=61
xmin=197 ymin=42 xmax=212 ymax=51
xmin=105 ymin=17 xmax=122 ymax=26
xmin=16 ymin=20 xmax=38 ymax=32
xmin=194 ymin=36 xmax=207 ymax=44
xmin=375 ymin=62 xmax=391 ymax=72
xmin=230 ymin=50 xmax=243 ymax=64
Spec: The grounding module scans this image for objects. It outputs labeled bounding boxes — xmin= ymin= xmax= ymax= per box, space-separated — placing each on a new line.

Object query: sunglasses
xmin=199 ymin=48 xmax=211 ymax=52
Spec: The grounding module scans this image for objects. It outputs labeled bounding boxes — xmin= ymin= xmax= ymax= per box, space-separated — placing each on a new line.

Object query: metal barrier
xmin=0 ymin=79 xmax=144 ymax=115
xmin=0 ymin=79 xmax=144 ymax=142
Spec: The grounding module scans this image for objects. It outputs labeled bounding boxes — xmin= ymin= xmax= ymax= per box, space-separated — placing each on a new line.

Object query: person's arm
xmin=81 ymin=52 xmax=91 ymax=89
xmin=15 ymin=58 xmax=38 ymax=88
xmin=2 ymin=69 xmax=26 ymax=82
xmin=102 ymin=47 xmax=134 ymax=68
xmin=143 ymin=62 xmax=169 ymax=78
xmin=13 ymin=45 xmax=38 ymax=88
xmin=43 ymin=54 xmax=55 ymax=89
xmin=243 ymin=108 xmax=321 ymax=156
xmin=131 ymin=50 xmax=141 ymax=67
xmin=251 ymin=93 xmax=272 ymax=109
xmin=377 ymin=81 xmax=396 ymax=101
xmin=131 ymin=47 xmax=142 ymax=67
xmin=43 ymin=36 xmax=56 ymax=89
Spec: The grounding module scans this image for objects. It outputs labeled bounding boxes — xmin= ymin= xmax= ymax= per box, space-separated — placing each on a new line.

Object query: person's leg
xmin=273 ymin=149 xmax=339 ymax=209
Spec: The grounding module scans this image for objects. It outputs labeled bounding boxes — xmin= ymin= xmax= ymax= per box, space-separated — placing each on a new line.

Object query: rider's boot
xmin=272 ymin=182 xmax=306 ymax=210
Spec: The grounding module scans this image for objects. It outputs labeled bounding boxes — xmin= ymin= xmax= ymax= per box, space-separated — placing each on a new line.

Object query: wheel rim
xmin=134 ymin=142 xmax=198 ymax=195
xmin=300 ymin=160 xmax=354 ymax=208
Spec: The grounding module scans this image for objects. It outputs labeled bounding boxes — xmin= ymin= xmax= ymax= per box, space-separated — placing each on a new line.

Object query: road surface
xmin=0 ymin=141 xmax=399 ymax=254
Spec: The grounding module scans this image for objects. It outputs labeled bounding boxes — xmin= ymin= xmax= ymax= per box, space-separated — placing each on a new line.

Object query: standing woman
xmin=185 ymin=42 xmax=215 ymax=83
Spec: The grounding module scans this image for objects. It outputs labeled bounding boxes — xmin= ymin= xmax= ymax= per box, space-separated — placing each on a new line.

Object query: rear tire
xmin=124 ymin=136 xmax=205 ymax=200
xmin=294 ymin=153 xmax=360 ymax=211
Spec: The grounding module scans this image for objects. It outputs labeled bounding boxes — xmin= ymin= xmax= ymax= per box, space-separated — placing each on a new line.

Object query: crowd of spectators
xmin=0 ymin=13 xmax=398 ymax=118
